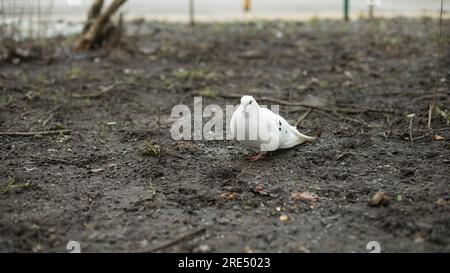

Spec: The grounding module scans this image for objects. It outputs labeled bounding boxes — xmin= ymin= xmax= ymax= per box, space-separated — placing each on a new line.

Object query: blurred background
xmin=0 ymin=0 xmax=447 ymax=37
xmin=5 ymin=0 xmax=446 ymax=20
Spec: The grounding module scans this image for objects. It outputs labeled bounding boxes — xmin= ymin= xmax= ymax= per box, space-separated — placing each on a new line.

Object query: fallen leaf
xmin=279 ymin=214 xmax=290 ymax=222
xmin=414 ymin=232 xmax=426 ymax=243
xmin=344 ymin=70 xmax=354 ymax=79
xmin=291 ymin=191 xmax=319 ymax=202
xmin=436 ymin=198 xmax=450 ymax=206
xmin=433 ymin=135 xmax=445 ymax=141
xmin=88 ymin=168 xmax=104 ymax=173
xmin=139 ymin=47 xmax=156 ymax=55
xmin=240 ymin=49 xmax=264 ymax=59
xmin=244 ymin=246 xmax=254 ymax=253
xmin=253 ymin=184 xmax=269 ymax=196
xmin=24 ymin=167 xmax=36 ymax=172
xmin=220 ymin=191 xmax=239 ymax=200
xmin=369 ymin=191 xmax=390 ymax=207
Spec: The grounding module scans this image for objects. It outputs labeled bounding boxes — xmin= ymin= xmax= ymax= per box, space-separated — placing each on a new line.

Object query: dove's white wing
xmin=230 ymin=105 xmax=274 ymax=150
xmin=258 ymin=108 xmax=293 ymax=151
xmin=230 ymin=103 xmax=315 ymax=151
xmin=259 ymin=108 xmax=315 ymax=150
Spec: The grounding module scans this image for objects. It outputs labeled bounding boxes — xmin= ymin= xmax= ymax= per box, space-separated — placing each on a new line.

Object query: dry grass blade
xmin=428 ymin=0 xmax=444 ymax=129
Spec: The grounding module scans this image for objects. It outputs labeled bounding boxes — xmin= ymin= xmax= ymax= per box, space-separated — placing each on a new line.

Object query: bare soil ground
xmin=0 ymin=18 xmax=449 ymax=252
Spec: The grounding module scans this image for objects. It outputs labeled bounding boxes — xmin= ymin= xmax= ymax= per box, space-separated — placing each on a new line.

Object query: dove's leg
xmin=246 ymin=152 xmax=266 ymax=161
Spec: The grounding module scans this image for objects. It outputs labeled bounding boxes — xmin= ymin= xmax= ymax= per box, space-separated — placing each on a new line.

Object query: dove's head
xmin=240 ymin=95 xmax=258 ymax=113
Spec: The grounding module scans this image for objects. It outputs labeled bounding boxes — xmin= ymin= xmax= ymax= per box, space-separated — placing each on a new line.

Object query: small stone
xmin=195 ymin=244 xmax=211 ymax=253
xmin=279 ymin=214 xmax=290 ymax=222
xmin=244 ymin=246 xmax=254 ymax=253
xmin=296 ymin=245 xmax=310 ymax=253
xmin=369 ymin=191 xmax=390 ymax=207
xmin=414 ymin=233 xmax=425 ymax=243
xmin=291 ymin=191 xmax=319 ymax=202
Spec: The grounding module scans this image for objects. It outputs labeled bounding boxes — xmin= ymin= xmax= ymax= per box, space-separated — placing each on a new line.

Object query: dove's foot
xmin=246 ymin=152 xmax=266 ymax=161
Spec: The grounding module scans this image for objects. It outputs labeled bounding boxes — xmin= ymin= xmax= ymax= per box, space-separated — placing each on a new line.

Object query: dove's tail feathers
xmin=290 ymin=126 xmax=317 ymax=143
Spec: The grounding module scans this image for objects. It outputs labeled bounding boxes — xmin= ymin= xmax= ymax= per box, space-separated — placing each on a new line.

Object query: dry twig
xmin=144 ymin=227 xmax=207 ymax=252
xmin=42 ymin=113 xmax=54 ymax=127
xmin=218 ymin=93 xmax=396 ymax=114
xmin=295 ymin=108 xmax=312 ymax=127
xmin=407 ymin=114 xmax=415 ymax=142
xmin=0 ymin=145 xmax=15 ymax=164
xmin=0 ymin=129 xmax=71 ymax=137
xmin=71 ymin=82 xmax=124 ymax=98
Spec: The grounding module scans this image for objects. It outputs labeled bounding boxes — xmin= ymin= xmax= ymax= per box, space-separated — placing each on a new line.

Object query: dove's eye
xmin=249 ymin=101 xmax=253 ymax=105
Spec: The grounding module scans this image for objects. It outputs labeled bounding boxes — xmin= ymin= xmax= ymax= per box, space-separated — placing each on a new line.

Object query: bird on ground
xmin=230 ymin=95 xmax=316 ymax=160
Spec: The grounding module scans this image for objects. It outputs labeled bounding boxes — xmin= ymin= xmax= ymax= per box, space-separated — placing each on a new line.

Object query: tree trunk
xmin=75 ymin=0 xmax=127 ymax=51
xmin=82 ymin=0 xmax=104 ymax=33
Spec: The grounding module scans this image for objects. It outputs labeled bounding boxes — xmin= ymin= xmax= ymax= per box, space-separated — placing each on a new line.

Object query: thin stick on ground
xmin=144 ymin=227 xmax=207 ymax=252
xmin=332 ymin=111 xmax=378 ymax=128
xmin=71 ymin=82 xmax=124 ymax=98
xmin=407 ymin=114 xmax=415 ymax=142
xmin=217 ymin=93 xmax=397 ymax=114
xmin=418 ymin=127 xmax=450 ymax=133
xmin=0 ymin=145 xmax=15 ymax=164
xmin=156 ymin=107 xmax=164 ymax=164
xmin=295 ymin=108 xmax=312 ymax=127
xmin=0 ymin=129 xmax=71 ymax=136
xmin=428 ymin=0 xmax=444 ymax=130
xmin=41 ymin=104 xmax=62 ymax=128
xmin=42 ymin=113 xmax=54 ymax=127
xmin=412 ymin=127 xmax=450 ymax=141
xmin=46 ymin=104 xmax=62 ymax=114
xmin=412 ymin=93 xmax=448 ymax=103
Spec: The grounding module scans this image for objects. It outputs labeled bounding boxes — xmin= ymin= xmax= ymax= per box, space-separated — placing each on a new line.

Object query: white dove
xmin=230 ymin=95 xmax=316 ymax=160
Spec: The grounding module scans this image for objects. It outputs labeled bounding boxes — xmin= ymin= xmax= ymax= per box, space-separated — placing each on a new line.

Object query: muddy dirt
xmin=0 ymin=18 xmax=449 ymax=252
